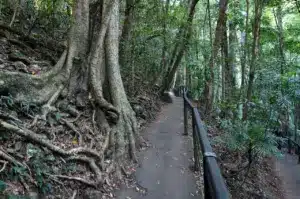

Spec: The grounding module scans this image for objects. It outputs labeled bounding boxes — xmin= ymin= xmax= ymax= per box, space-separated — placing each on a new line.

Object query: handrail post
xmin=183 ymin=97 xmax=188 ymax=136
xmin=203 ymin=160 xmax=211 ymax=199
xmin=298 ymin=147 xmax=300 ymax=164
xmin=192 ymin=109 xmax=200 ymax=171
xmin=288 ymin=138 xmax=292 ymax=154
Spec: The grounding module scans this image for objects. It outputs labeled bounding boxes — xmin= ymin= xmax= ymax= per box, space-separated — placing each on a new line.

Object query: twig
xmin=70 ymin=190 xmax=77 ymax=199
xmin=100 ymin=130 xmax=111 ymax=158
xmin=0 ymin=111 xmax=23 ymax=124
xmin=29 ymin=115 xmax=39 ymax=127
xmin=0 ymin=149 xmax=23 ymax=167
xmin=0 ymin=160 xmax=8 ymax=173
xmin=92 ymin=109 xmax=97 ymax=133
xmin=20 ymin=176 xmax=29 ymax=192
xmin=61 ymin=118 xmax=82 ymax=146
xmin=44 ymin=173 xmax=65 ymax=186
xmin=67 ymin=113 xmax=82 ymax=123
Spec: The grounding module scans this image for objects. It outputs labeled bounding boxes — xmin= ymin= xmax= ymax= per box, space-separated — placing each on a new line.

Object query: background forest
xmin=0 ymin=0 xmax=300 ymax=198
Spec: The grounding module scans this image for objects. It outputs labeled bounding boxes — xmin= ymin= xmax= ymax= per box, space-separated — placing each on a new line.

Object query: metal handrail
xmin=182 ymin=87 xmax=230 ymax=199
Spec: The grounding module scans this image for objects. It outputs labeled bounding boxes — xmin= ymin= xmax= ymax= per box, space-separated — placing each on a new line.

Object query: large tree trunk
xmin=203 ymin=0 xmax=228 ymax=114
xmin=0 ymin=0 xmax=139 ymax=185
xmin=106 ymin=0 xmax=139 ymax=162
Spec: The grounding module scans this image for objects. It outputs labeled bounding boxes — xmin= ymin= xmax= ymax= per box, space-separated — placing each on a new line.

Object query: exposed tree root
xmin=0 ymin=119 xmax=101 ymax=159
xmin=41 ymin=85 xmax=64 ymax=120
xmin=53 ymin=175 xmax=96 ymax=187
xmin=0 ymin=119 xmax=107 ymax=186
xmin=0 ymin=160 xmax=8 ymax=173
xmin=61 ymin=118 xmax=82 ymax=146
xmin=0 ymin=149 xmax=23 ymax=167
xmin=67 ymin=156 xmax=102 ymax=183
xmin=0 ymin=0 xmax=142 ymax=194
xmin=71 ymin=190 xmax=77 ymax=199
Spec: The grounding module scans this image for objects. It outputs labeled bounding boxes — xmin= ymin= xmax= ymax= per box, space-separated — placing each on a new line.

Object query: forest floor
xmin=208 ymin=124 xmax=286 ymax=199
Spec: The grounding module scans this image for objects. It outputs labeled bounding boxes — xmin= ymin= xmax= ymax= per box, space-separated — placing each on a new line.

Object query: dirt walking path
xmin=276 ymin=151 xmax=300 ymax=199
xmin=116 ymin=97 xmax=200 ymax=199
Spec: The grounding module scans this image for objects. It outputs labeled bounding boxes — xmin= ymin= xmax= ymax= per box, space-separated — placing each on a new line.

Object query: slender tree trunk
xmin=120 ymin=0 xmax=134 ymax=67
xmin=203 ymin=0 xmax=228 ymax=114
xmin=160 ymin=0 xmax=199 ymax=93
xmin=154 ymin=0 xmax=170 ymax=86
xmin=275 ymin=5 xmax=285 ymax=75
xmin=243 ymin=0 xmax=264 ymax=120
xmin=9 ymin=1 xmax=19 ymax=27
xmin=221 ymin=19 xmax=233 ymax=101
xmin=161 ymin=0 xmax=170 ymax=75
xmin=228 ymin=22 xmax=237 ymax=88
xmin=240 ymin=0 xmax=249 ymax=97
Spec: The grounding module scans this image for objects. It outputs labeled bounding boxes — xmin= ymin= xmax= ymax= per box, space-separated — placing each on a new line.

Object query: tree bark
xmin=273 ymin=5 xmax=285 ymax=76
xmin=203 ymin=0 xmax=228 ymax=114
xmin=240 ymin=0 xmax=249 ymax=99
xmin=120 ymin=0 xmax=135 ymax=68
xmin=243 ymin=0 xmax=264 ymax=120
xmin=154 ymin=0 xmax=171 ymax=86
xmin=160 ymin=0 xmax=199 ymax=93
xmin=106 ymin=0 xmax=139 ymax=161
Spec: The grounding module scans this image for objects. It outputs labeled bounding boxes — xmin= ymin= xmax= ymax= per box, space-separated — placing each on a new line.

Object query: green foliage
xmin=218 ymin=119 xmax=282 ymax=158
xmin=26 ymin=144 xmax=54 ymax=194
xmin=0 ymin=180 xmax=6 ymax=192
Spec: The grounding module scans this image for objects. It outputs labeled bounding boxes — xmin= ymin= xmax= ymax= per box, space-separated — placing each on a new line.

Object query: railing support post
xmin=203 ymin=159 xmax=211 ymax=199
xmin=192 ymin=110 xmax=200 ymax=171
xmin=298 ymin=146 xmax=300 ymax=164
xmin=183 ymin=98 xmax=188 ymax=136
xmin=288 ymin=138 xmax=292 ymax=154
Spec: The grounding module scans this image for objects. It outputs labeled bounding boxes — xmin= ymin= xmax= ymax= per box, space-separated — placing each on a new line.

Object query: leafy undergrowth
xmin=0 ymin=28 xmax=162 ymax=198
xmin=207 ymin=124 xmax=285 ymax=199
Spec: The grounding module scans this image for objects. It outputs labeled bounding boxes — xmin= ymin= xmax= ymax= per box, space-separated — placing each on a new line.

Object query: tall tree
xmin=160 ymin=0 xmax=200 ymax=93
xmin=240 ymin=0 xmax=250 ymax=98
xmin=243 ymin=0 xmax=264 ymax=120
xmin=203 ymin=0 xmax=228 ymax=114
